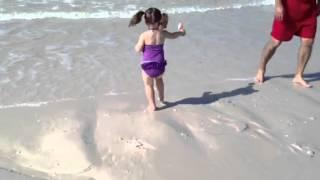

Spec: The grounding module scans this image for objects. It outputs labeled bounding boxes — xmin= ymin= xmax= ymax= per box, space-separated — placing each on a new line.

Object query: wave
xmin=0 ymin=92 xmax=128 ymax=109
xmin=0 ymin=1 xmax=274 ymax=21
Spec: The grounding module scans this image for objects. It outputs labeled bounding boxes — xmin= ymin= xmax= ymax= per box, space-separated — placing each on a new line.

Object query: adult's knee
xmin=301 ymin=38 xmax=314 ymax=48
xmin=270 ymin=38 xmax=282 ymax=49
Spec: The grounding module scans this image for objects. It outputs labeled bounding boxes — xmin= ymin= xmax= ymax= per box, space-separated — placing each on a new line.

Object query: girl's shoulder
xmin=141 ymin=30 xmax=162 ymax=37
xmin=140 ymin=30 xmax=148 ymax=36
xmin=138 ymin=31 xmax=149 ymax=40
xmin=140 ymin=30 xmax=152 ymax=38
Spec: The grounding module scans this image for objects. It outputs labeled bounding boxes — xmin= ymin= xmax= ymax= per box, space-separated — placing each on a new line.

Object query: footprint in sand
xmin=120 ymin=137 xmax=156 ymax=151
xmin=209 ymin=117 xmax=249 ymax=133
xmin=209 ymin=115 xmax=318 ymax=158
xmin=289 ymin=143 xmax=317 ymax=158
xmin=309 ymin=116 xmax=316 ymax=121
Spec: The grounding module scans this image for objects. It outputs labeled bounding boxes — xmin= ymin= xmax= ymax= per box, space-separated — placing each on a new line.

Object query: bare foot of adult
xmin=255 ymin=69 xmax=265 ymax=84
xmin=292 ymin=76 xmax=312 ymax=88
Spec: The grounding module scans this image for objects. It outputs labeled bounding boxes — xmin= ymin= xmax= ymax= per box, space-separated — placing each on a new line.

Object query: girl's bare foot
xmin=147 ymin=105 xmax=157 ymax=112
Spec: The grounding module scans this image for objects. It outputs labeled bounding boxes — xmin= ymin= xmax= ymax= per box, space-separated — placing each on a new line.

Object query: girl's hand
xmin=275 ymin=3 xmax=284 ymax=21
xmin=178 ymin=23 xmax=186 ymax=36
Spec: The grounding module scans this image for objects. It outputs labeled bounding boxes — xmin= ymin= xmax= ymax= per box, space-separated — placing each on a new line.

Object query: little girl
xmin=129 ymin=7 xmax=186 ymax=112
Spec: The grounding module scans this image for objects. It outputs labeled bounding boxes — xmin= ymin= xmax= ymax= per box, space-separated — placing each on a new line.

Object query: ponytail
xmin=128 ymin=11 xmax=145 ymax=27
xmin=160 ymin=13 xmax=168 ymax=27
xmin=161 ymin=13 xmax=168 ymax=19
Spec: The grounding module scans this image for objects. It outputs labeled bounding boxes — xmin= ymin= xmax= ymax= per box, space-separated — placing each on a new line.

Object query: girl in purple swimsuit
xmin=129 ymin=7 xmax=186 ymax=112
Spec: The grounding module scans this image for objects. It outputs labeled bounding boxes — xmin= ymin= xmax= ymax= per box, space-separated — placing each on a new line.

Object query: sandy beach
xmin=0 ymin=3 xmax=320 ymax=180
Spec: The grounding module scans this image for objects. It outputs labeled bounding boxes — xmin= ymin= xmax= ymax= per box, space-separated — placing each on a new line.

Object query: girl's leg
xmin=155 ymin=75 xmax=164 ymax=102
xmin=142 ymin=71 xmax=156 ymax=111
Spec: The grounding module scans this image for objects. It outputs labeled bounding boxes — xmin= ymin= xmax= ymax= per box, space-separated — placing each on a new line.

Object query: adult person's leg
xmin=255 ymin=37 xmax=282 ymax=83
xmin=292 ymin=38 xmax=314 ymax=88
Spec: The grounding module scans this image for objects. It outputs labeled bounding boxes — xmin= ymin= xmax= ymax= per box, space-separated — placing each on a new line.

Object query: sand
xmin=0 ymin=5 xmax=320 ymax=180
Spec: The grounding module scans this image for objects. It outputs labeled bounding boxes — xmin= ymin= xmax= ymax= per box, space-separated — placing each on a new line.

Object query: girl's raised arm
xmin=162 ymin=29 xmax=186 ymax=39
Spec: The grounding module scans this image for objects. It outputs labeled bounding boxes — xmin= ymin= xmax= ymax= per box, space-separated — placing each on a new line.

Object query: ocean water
xmin=0 ymin=0 xmax=274 ymax=108
xmin=0 ymin=0 xmax=274 ymax=20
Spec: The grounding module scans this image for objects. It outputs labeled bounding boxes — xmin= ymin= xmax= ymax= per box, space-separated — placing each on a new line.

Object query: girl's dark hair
xmin=129 ymin=7 xmax=162 ymax=27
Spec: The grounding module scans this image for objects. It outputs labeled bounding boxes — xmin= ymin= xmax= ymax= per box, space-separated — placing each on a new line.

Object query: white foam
xmin=104 ymin=91 xmax=128 ymax=96
xmin=0 ymin=1 xmax=274 ymax=21
xmin=0 ymin=66 xmax=7 ymax=73
xmin=63 ymin=0 xmax=75 ymax=4
xmin=15 ymin=70 xmax=24 ymax=81
xmin=0 ymin=98 xmax=78 ymax=109
xmin=98 ymin=36 xmax=117 ymax=46
xmin=29 ymin=69 xmax=38 ymax=80
xmin=51 ymin=6 xmax=59 ymax=10
xmin=226 ymin=77 xmax=255 ymax=81
xmin=28 ymin=0 xmax=48 ymax=5
xmin=57 ymin=53 xmax=73 ymax=71
xmin=45 ymin=45 xmax=59 ymax=51
xmin=0 ymin=102 xmax=49 ymax=109
xmin=0 ymin=93 xmax=128 ymax=109
xmin=0 ymin=78 xmax=10 ymax=84
xmin=166 ymin=0 xmax=273 ymax=14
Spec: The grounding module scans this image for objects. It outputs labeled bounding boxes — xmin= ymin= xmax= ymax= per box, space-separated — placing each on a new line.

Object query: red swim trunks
xmin=271 ymin=0 xmax=318 ymax=41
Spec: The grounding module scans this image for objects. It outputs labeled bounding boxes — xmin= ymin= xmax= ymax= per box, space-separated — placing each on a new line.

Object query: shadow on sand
xmin=264 ymin=72 xmax=320 ymax=83
xmin=76 ymin=101 xmax=102 ymax=167
xmin=158 ymin=83 xmax=258 ymax=111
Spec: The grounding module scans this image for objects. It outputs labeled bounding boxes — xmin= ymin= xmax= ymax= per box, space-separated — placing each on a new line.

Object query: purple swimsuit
xmin=141 ymin=44 xmax=167 ymax=78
